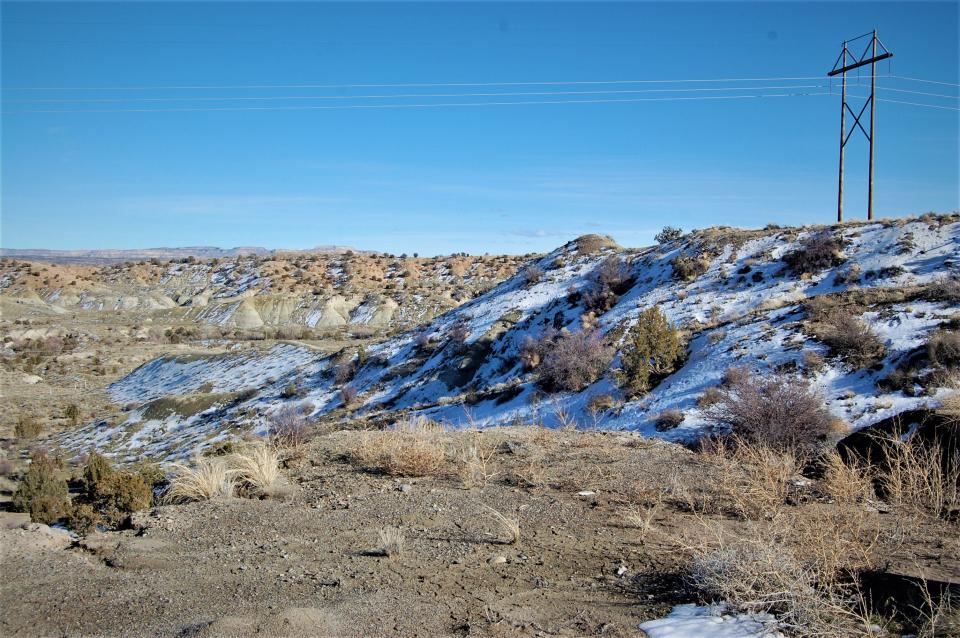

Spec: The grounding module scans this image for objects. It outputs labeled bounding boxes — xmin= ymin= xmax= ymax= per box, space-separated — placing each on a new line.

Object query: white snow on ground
xmin=639 ymin=604 xmax=784 ymax=638
xmin=52 ymin=217 xmax=960 ymax=461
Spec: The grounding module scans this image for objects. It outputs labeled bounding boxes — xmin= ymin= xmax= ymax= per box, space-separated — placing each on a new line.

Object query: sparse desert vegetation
xmin=2 ymin=216 xmax=959 ymax=637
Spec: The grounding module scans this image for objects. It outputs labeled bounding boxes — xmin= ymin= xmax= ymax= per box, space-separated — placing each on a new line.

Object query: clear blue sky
xmin=2 ymin=2 xmax=957 ymax=255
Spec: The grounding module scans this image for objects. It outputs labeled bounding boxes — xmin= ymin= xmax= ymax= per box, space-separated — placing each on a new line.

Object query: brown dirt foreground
xmin=1 ymin=428 xmax=956 ymax=638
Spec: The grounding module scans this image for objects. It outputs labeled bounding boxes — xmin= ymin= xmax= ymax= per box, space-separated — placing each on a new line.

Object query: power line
xmin=846 ymin=93 xmax=960 ymax=110
xmin=887 ymin=74 xmax=960 ymax=88
xmin=878 ymin=86 xmax=960 ymax=100
xmin=2 ymin=90 xmax=835 ymax=114
xmin=0 ymin=75 xmax=833 ymax=91
xmin=1 ymin=84 xmax=830 ymax=104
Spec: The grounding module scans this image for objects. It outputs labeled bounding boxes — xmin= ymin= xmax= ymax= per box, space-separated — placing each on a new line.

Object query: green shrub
xmin=655 ymin=226 xmax=683 ymax=244
xmin=89 ymin=471 xmax=152 ymax=525
xmin=619 ymin=308 xmax=685 ymax=397
xmin=14 ymin=416 xmax=43 ymax=440
xmin=82 ymin=450 xmax=114 ymax=498
xmin=13 ymin=451 xmax=69 ymax=524
xmin=280 ymin=382 xmax=299 ymax=399
xmin=66 ymin=503 xmax=101 ymax=536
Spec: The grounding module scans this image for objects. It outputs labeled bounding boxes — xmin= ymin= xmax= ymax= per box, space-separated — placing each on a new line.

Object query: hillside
xmin=54 ymin=214 xmax=960 ymax=461
xmin=0 ymin=252 xmax=528 ymax=333
xmin=0 ymin=245 xmax=356 ymax=263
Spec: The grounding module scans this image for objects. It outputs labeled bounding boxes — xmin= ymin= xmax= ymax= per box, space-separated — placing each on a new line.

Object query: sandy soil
xmin=2 ymin=428 xmax=956 ymax=638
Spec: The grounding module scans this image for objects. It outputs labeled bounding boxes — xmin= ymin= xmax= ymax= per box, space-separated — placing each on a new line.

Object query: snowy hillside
xmin=58 ymin=215 xmax=960 ymax=461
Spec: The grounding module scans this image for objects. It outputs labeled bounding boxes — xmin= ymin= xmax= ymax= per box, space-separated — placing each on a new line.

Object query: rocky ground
xmin=1 ymin=427 xmax=957 ymax=638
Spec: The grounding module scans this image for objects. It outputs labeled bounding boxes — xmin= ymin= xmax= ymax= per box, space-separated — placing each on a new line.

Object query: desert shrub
xmin=414 ymin=332 xmax=433 ymax=351
xmin=802 ymin=350 xmax=825 ymax=373
xmin=280 ymin=381 xmax=299 ymax=399
xmin=583 ymin=256 xmax=630 ymax=313
xmin=619 ymin=307 xmax=685 ymax=397
xmin=697 ymin=386 xmax=723 ymax=408
xmin=537 ymin=329 xmax=613 ymax=393
xmin=334 ymin=361 xmax=356 ymax=384
xmin=928 ymin=330 xmax=960 ymax=368
xmin=587 ymin=393 xmax=617 ymax=414
xmin=65 ymin=503 xmax=101 ymax=536
xmin=519 ymin=335 xmax=541 ymax=371
xmin=704 ymin=372 xmax=833 ymax=452
xmin=448 ymin=320 xmax=470 ymax=352
xmin=82 ymin=450 xmax=114 ymax=498
xmin=89 ymin=471 xmax=152 ymax=525
xmin=350 ymin=418 xmax=447 ymax=477
xmin=64 ymin=403 xmax=80 ymax=426
xmin=164 ymin=458 xmax=236 ymax=503
xmin=340 ymin=384 xmax=358 ymax=407
xmin=522 ymin=264 xmax=544 ymax=285
xmin=655 ymin=226 xmax=683 ymax=244
xmin=654 ymin=409 xmax=684 ymax=431
xmin=14 ymin=416 xmax=43 ymax=439
xmin=268 ymin=404 xmax=310 ymax=449
xmin=783 ymin=231 xmax=846 ymax=275
xmin=671 ymin=253 xmax=710 ymax=281
xmin=806 ymin=306 xmax=886 ymax=368
xmin=13 ymin=451 xmax=69 ymax=524
xmin=721 ymin=366 xmax=751 ymax=387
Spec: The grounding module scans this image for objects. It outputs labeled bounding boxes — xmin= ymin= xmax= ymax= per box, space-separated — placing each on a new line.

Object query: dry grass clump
xmin=671 ymin=253 xmax=710 ymax=281
xmin=164 ymin=457 xmax=236 ymax=503
xmin=485 ymin=506 xmax=520 ymax=544
xmin=687 ymin=437 xmax=799 ymax=520
xmin=229 ymin=443 xmax=284 ymax=498
xmin=350 ymin=417 xmax=448 ymax=477
xmin=805 ymin=304 xmax=886 ymax=369
xmin=928 ymin=329 xmax=960 ymax=368
xmin=783 ymin=231 xmax=846 ymax=275
xmin=704 ymin=371 xmax=833 ymax=453
xmin=377 ymin=527 xmax=405 ymax=558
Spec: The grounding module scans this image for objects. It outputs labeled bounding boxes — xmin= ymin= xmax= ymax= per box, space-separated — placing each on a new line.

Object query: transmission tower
xmin=828 ymin=30 xmax=893 ymax=222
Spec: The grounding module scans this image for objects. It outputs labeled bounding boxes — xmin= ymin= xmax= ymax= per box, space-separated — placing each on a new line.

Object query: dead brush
xmin=510 ymin=456 xmax=548 ymax=488
xmin=685 ymin=436 xmax=798 ymax=520
xmin=820 ymin=450 xmax=874 ymax=506
xmin=164 ymin=457 xmax=236 ymax=503
xmin=873 ymin=430 xmax=960 ymax=518
xmin=485 ymin=506 xmax=520 ymax=544
xmin=349 ymin=417 xmax=448 ymax=478
xmin=456 ymin=433 xmax=498 ymax=488
xmin=688 ymin=522 xmax=879 ymax=638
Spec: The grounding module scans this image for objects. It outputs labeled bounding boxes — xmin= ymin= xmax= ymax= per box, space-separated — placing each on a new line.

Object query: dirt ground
xmin=1 ymin=427 xmax=956 ymax=638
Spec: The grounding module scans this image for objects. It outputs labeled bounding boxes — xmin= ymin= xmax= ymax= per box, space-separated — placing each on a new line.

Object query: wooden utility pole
xmin=828 ymin=30 xmax=892 ymax=222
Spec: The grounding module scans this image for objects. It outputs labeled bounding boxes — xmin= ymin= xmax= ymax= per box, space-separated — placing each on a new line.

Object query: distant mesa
xmin=0 ymin=245 xmax=362 ymax=264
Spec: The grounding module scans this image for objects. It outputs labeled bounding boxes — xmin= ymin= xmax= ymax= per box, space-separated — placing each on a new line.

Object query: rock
xmin=577 ymin=491 xmax=596 ymax=497
xmin=21 ymin=374 xmax=42 ymax=385
xmin=487 ymin=555 xmax=507 ymax=565
xmin=398 ymin=484 xmax=412 ymax=494
xmin=615 ymin=565 xmax=628 ymax=577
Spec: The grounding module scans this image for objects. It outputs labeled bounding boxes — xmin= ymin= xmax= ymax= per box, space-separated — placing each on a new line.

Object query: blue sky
xmin=2 ymin=1 xmax=957 ymax=255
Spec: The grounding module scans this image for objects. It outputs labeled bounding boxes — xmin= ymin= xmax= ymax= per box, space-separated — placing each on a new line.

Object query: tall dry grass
xmin=350 ymin=417 xmax=448 ymax=477
xmin=230 ymin=443 xmax=284 ymax=497
xmin=164 ymin=457 xmax=236 ymax=503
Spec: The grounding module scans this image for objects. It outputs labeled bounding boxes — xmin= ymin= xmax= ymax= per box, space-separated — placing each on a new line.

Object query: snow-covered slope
xmin=59 ymin=216 xmax=960 ymax=461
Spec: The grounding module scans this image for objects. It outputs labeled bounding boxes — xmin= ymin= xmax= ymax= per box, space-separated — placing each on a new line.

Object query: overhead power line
xmin=1 ymin=84 xmax=830 ymax=104
xmin=887 ymin=74 xmax=960 ymax=87
xmin=0 ymin=75 xmax=836 ymax=91
xmin=2 ymin=90 xmax=835 ymax=114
